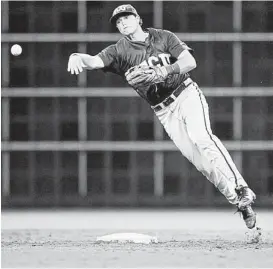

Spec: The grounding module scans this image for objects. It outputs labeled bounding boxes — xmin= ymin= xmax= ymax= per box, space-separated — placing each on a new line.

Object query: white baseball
xmin=11 ymin=44 xmax=22 ymax=56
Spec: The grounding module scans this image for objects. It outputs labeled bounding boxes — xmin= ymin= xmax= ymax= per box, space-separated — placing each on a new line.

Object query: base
xmin=96 ymin=232 xmax=158 ymax=244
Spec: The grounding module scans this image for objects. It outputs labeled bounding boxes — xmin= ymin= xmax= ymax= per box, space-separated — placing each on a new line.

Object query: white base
xmin=96 ymin=232 xmax=158 ymax=244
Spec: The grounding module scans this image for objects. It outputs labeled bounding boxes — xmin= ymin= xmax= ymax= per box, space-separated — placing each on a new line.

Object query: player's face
xmin=116 ymin=15 xmax=139 ymax=35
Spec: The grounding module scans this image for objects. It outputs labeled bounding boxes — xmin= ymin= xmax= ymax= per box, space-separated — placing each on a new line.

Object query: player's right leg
xmin=181 ymin=83 xmax=256 ymax=229
xmin=154 ymin=82 xmax=256 ymax=229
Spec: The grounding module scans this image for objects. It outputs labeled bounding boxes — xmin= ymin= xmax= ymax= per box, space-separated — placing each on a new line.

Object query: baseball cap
xmin=109 ymin=4 xmax=139 ymax=25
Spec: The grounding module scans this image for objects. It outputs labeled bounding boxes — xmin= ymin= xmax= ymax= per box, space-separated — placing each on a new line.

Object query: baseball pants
xmin=154 ymin=81 xmax=247 ymax=205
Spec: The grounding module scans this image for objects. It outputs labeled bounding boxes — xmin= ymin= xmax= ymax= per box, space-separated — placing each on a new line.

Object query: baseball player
xmin=67 ymin=4 xmax=257 ymax=229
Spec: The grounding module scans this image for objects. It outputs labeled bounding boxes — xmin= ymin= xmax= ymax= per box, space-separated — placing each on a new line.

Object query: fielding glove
xmin=125 ymin=65 xmax=168 ymax=88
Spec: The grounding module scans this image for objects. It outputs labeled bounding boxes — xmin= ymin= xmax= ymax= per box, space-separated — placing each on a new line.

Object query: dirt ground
xmin=2 ymin=209 xmax=273 ymax=268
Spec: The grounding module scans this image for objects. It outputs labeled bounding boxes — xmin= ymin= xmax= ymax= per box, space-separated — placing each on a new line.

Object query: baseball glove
xmin=125 ymin=65 xmax=168 ymax=88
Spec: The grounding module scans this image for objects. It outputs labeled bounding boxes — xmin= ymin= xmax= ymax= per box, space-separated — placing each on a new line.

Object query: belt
xmin=152 ymin=78 xmax=193 ymax=112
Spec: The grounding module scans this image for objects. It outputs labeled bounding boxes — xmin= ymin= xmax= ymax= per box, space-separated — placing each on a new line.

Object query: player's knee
xmin=189 ymin=132 xmax=213 ymax=148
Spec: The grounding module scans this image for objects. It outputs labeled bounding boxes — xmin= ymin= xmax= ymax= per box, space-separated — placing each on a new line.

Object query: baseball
xmin=11 ymin=44 xmax=22 ymax=56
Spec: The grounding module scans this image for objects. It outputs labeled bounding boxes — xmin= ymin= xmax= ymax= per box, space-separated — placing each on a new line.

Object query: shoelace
xmin=241 ymin=188 xmax=252 ymax=200
xmin=236 ymin=187 xmax=255 ymax=204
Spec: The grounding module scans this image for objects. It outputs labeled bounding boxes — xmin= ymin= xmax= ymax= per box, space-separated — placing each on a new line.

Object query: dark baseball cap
xmin=109 ymin=4 xmax=139 ymax=25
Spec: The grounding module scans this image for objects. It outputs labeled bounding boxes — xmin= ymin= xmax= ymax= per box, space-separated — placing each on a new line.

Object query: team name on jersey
xmin=139 ymin=53 xmax=171 ymax=68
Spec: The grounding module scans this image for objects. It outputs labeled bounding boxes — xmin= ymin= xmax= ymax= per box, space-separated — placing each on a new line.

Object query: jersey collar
xmin=124 ymin=28 xmax=151 ymax=46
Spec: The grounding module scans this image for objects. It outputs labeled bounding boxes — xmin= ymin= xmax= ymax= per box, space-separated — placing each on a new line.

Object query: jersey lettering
xmin=144 ymin=53 xmax=171 ymax=68
xmin=158 ymin=53 xmax=171 ymax=66
xmin=148 ymin=56 xmax=161 ymax=67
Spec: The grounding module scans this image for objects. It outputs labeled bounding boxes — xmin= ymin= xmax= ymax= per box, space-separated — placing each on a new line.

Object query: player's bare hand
xmin=67 ymin=54 xmax=87 ymax=75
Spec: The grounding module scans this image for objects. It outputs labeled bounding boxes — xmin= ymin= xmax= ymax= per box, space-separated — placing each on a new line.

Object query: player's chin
xmin=122 ymin=28 xmax=133 ymax=35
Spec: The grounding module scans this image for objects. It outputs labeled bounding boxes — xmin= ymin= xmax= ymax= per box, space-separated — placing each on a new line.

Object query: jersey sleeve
xmin=97 ymin=44 xmax=118 ymax=67
xmin=165 ymin=30 xmax=193 ymax=59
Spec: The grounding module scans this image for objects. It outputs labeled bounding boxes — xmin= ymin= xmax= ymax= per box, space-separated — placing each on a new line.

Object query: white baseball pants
xmin=154 ymin=81 xmax=248 ymax=205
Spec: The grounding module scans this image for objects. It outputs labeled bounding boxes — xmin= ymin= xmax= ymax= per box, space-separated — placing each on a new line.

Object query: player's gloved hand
xmin=67 ymin=53 xmax=87 ymax=75
xmin=125 ymin=65 xmax=169 ymax=88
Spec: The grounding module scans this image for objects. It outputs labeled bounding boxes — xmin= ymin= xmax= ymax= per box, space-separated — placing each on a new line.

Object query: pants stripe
xmin=197 ymin=89 xmax=239 ymax=187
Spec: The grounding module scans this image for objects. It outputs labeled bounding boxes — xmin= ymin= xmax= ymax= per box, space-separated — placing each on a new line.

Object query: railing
xmin=2 ymin=141 xmax=273 ymax=152
xmin=2 ymin=87 xmax=273 ymax=97
xmin=2 ymin=32 xmax=273 ymax=42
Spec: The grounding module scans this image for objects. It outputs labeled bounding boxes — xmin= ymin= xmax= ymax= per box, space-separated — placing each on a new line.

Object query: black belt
xmin=152 ymin=78 xmax=193 ymax=112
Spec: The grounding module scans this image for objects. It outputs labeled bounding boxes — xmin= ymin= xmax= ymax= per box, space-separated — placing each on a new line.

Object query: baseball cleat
xmin=235 ymin=186 xmax=257 ymax=229
xmin=239 ymin=205 xmax=257 ymax=229
xmin=236 ymin=186 xmax=256 ymax=210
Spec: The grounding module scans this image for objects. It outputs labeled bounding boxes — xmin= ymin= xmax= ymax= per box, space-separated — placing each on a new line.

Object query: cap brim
xmin=109 ymin=12 xmax=136 ymax=25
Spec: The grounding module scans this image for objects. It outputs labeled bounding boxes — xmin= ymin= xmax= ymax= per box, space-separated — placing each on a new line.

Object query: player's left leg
xmin=182 ymin=83 xmax=256 ymax=229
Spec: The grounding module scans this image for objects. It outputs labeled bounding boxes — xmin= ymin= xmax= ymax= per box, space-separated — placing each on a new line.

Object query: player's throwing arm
xmin=67 ymin=53 xmax=104 ymax=74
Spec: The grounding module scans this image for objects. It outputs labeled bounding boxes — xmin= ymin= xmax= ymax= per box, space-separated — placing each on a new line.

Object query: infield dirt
xmin=2 ymin=209 xmax=273 ymax=267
